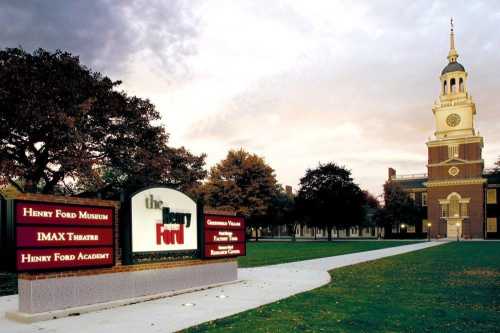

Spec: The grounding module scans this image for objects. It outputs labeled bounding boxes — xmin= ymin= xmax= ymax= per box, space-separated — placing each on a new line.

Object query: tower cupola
xmin=441 ymin=18 xmax=466 ymax=76
xmin=431 ymin=19 xmax=477 ymax=140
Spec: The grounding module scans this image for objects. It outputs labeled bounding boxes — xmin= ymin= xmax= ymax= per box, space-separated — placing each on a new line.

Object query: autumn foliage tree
xmin=201 ymin=149 xmax=279 ymax=235
xmin=0 ymin=48 xmax=206 ymax=195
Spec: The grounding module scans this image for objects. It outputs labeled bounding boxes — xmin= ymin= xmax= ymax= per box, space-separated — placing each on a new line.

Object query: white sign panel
xmin=131 ymin=187 xmax=197 ymax=253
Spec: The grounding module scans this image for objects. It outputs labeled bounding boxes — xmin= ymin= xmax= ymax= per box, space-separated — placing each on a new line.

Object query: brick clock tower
xmin=426 ymin=20 xmax=485 ymax=239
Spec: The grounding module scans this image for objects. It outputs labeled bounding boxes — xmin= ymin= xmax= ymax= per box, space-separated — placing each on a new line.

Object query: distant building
xmin=388 ymin=23 xmax=499 ymax=239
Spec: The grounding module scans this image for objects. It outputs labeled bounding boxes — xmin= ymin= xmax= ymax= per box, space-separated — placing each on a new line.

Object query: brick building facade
xmin=389 ymin=23 xmax=499 ymax=239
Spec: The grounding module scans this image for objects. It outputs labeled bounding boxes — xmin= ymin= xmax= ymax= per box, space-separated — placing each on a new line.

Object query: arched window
xmin=450 ymin=78 xmax=456 ymax=93
xmin=443 ymin=80 xmax=448 ymax=95
xmin=459 ymin=78 xmax=464 ymax=92
xmin=441 ymin=193 xmax=469 ymax=219
xmin=449 ymin=194 xmax=460 ymax=217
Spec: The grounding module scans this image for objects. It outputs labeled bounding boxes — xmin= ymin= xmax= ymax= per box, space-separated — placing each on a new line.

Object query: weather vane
xmin=451 ymin=17 xmax=454 ymax=31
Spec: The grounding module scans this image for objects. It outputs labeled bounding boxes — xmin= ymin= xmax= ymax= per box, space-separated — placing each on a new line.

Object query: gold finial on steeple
xmin=448 ymin=17 xmax=458 ymax=63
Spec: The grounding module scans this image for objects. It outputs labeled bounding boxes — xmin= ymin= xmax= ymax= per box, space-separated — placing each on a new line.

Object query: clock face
xmin=446 ymin=113 xmax=461 ymax=127
xmin=448 ymin=166 xmax=460 ymax=177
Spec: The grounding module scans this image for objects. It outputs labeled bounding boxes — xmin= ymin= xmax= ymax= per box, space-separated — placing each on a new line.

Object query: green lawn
xmin=0 ymin=241 xmax=417 ymax=297
xmin=188 ymin=242 xmax=500 ymax=332
xmin=238 ymin=240 xmax=420 ymax=268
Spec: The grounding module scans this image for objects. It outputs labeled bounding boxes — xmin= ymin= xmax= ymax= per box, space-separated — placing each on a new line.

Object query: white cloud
xmin=3 ymin=0 xmax=500 ymax=196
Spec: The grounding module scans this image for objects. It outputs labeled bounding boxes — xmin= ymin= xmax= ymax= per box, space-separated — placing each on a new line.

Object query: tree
xmin=364 ymin=191 xmax=380 ymax=210
xmin=359 ymin=191 xmax=381 ymax=235
xmin=267 ymin=187 xmax=298 ymax=240
xmin=296 ymin=162 xmax=366 ymax=241
xmin=493 ymin=157 xmax=500 ymax=174
xmin=372 ymin=207 xmax=389 ymax=238
xmin=377 ymin=181 xmax=421 ymax=237
xmin=77 ymin=145 xmax=207 ymax=199
xmin=201 ymin=149 xmax=279 ymax=238
xmin=0 ymin=48 xmax=206 ymax=195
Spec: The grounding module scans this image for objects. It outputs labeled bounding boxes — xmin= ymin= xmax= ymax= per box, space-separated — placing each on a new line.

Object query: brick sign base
xmin=10 ymin=259 xmax=236 ymax=321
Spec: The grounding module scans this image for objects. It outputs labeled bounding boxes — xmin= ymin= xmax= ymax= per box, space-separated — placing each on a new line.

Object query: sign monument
xmin=131 ymin=187 xmax=198 ymax=254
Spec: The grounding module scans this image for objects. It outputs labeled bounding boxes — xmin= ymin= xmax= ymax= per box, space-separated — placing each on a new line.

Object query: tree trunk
xmin=384 ymin=224 xmax=392 ymax=239
xmin=327 ymin=226 xmax=332 ymax=241
xmin=288 ymin=224 xmax=297 ymax=242
xmin=255 ymin=228 xmax=259 ymax=242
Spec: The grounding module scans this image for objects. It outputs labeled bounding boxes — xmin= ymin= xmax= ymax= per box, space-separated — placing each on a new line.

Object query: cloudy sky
xmin=2 ymin=0 xmax=500 ymax=196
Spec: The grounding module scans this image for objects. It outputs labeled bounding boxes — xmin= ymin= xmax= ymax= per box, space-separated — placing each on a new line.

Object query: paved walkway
xmin=0 ymin=241 xmax=446 ymax=333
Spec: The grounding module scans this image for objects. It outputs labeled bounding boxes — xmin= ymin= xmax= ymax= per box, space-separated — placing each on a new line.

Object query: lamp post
xmin=455 ymin=222 xmax=460 ymax=242
xmin=400 ymin=224 xmax=406 ymax=239
xmin=427 ymin=222 xmax=432 ymax=241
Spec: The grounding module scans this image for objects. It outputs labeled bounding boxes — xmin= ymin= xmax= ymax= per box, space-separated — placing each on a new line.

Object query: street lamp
xmin=400 ymin=224 xmax=406 ymax=238
xmin=455 ymin=222 xmax=460 ymax=242
xmin=427 ymin=222 xmax=432 ymax=241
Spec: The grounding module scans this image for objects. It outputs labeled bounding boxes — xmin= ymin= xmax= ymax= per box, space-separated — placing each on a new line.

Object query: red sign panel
xmin=205 ymin=229 xmax=245 ymax=243
xmin=204 ymin=215 xmax=244 ymax=229
xmin=203 ymin=214 xmax=245 ymax=259
xmin=16 ymin=202 xmax=113 ymax=226
xmin=17 ymin=226 xmax=113 ymax=247
xmin=14 ymin=201 xmax=115 ymax=272
xmin=204 ymin=243 xmax=246 ymax=258
xmin=16 ymin=247 xmax=113 ymax=271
